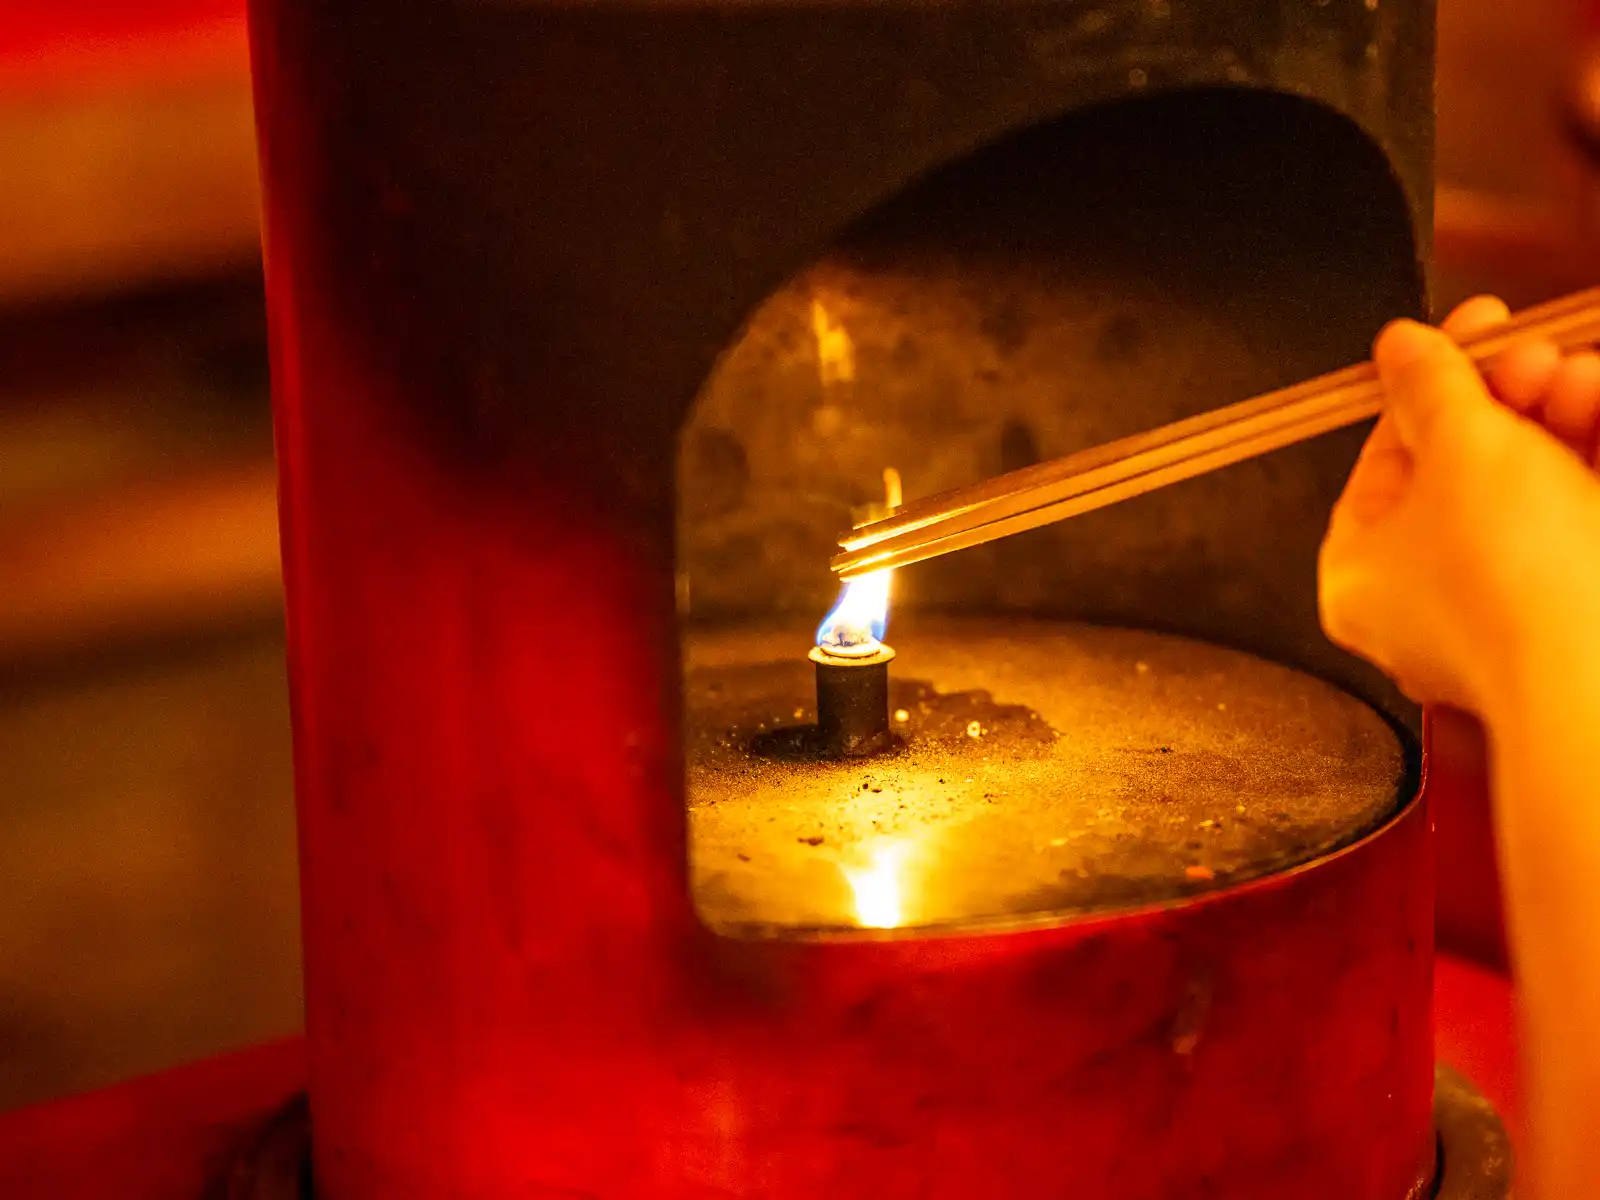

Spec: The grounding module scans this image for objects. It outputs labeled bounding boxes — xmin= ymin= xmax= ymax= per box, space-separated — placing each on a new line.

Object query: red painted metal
xmin=1435 ymin=955 xmax=1520 ymax=1144
xmin=242 ymin=4 xmax=1442 ymax=1197
xmin=250 ymin=162 xmax=1438 ymax=1196
xmin=0 ymin=955 xmax=1515 ymax=1198
xmin=0 ymin=1039 xmax=305 ymax=1200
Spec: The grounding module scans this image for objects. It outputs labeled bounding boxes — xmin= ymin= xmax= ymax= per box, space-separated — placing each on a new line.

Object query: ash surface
xmin=685 ymin=617 xmax=1412 ymax=937
xmin=745 ymin=674 xmax=1054 ymax=761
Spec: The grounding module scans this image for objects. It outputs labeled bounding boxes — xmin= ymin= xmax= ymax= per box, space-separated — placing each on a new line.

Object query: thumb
xmin=1373 ymin=319 xmax=1495 ymax=449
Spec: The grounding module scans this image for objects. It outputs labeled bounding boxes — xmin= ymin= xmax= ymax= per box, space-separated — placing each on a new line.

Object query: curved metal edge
xmin=725 ymin=767 xmax=1429 ymax=945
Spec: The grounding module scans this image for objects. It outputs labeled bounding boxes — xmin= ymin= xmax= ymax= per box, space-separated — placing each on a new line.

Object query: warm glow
xmin=809 ymin=292 xmax=898 ymax=651
xmin=844 ymin=840 xmax=912 ymax=929
xmin=816 ymin=468 xmax=901 ymax=655
xmin=810 ymin=298 xmax=856 ymax=386
xmin=815 ymin=569 xmax=891 ymax=655
xmin=882 ymin=467 xmax=903 ymax=510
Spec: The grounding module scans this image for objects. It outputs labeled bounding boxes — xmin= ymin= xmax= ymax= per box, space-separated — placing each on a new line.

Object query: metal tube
xmin=809 ymin=643 xmax=895 ymax=757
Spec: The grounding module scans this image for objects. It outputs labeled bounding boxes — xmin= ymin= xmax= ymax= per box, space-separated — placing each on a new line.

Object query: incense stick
xmin=832 ymin=286 xmax=1600 ymax=579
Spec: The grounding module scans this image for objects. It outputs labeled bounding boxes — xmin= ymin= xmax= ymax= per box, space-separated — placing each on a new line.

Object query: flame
xmin=844 ymin=840 xmax=912 ymax=929
xmin=815 ymin=569 xmax=891 ymax=655
xmin=882 ymin=467 xmax=902 ymax=510
xmin=816 ymin=468 xmax=902 ymax=655
xmin=810 ymin=298 xmax=855 ymax=386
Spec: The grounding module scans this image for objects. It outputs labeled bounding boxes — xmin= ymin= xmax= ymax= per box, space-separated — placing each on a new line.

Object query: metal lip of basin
xmin=699 ymin=787 xmax=1424 ymax=945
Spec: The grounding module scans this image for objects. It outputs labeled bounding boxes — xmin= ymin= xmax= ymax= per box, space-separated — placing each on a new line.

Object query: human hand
xmin=1318 ymin=297 xmax=1600 ymax=720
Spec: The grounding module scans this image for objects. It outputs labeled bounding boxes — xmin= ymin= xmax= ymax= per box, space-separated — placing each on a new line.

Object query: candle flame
xmin=815 ymin=569 xmax=891 ymax=655
xmin=816 ymin=468 xmax=902 ymax=655
xmin=844 ymin=840 xmax=912 ymax=929
xmin=882 ymin=467 xmax=902 ymax=510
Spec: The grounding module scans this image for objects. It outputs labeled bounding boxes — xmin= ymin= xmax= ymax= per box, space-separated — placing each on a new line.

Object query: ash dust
xmin=683 ymin=617 xmax=1411 ymax=937
xmin=746 ymin=675 xmax=1054 ymax=762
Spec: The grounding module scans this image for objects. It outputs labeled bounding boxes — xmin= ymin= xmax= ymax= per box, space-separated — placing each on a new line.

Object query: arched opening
xmin=677 ymin=88 xmax=1422 ymax=936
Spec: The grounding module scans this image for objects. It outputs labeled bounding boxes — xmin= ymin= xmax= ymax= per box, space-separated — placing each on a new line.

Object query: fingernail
xmin=1373 ymin=319 xmax=1436 ymax=373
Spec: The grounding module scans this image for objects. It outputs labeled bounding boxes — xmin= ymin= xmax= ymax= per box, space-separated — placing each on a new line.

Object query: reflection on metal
xmin=843 ymin=839 xmax=913 ymax=928
xmin=1432 ymin=1064 xmax=1514 ymax=1199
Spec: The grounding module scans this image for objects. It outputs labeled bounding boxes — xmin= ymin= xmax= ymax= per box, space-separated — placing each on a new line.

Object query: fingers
xmin=1436 ymin=295 xmax=1559 ymax=414
xmin=1486 ymin=340 xmax=1564 ymax=415
xmin=1373 ymin=319 xmax=1495 ymax=447
xmin=1541 ymin=350 xmax=1600 ymax=457
xmin=1441 ymin=295 xmax=1511 ymax=341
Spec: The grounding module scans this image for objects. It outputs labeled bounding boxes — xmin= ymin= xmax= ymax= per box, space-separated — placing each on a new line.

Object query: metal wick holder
xmin=809 ymin=642 xmax=896 ymax=757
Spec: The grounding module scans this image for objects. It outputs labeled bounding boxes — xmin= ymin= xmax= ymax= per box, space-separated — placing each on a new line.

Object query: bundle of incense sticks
xmin=832 ymin=286 xmax=1600 ymax=580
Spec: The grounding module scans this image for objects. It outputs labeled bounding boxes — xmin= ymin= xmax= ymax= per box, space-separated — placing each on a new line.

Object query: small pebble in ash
xmin=966 ymin=721 xmax=983 ymax=738
xmin=1185 ymin=865 xmax=1215 ymax=882
xmin=894 ymin=708 xmax=910 ymax=722
xmin=799 ymin=835 xmax=825 ymax=846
